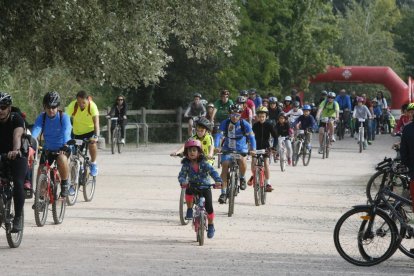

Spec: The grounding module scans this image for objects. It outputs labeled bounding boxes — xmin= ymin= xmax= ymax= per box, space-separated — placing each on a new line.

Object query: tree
xmin=394 ymin=6 xmax=414 ymax=77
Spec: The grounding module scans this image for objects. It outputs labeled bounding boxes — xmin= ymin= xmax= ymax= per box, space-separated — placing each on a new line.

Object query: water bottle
xmin=199 ymin=197 xmax=205 ymax=207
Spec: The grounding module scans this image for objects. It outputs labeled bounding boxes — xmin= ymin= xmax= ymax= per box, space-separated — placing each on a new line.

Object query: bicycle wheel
xmin=366 ymin=171 xmax=387 ymax=203
xmin=34 ymin=174 xmax=49 ymax=227
xmin=302 ymin=144 xmax=311 ymax=166
xmin=260 ymin=169 xmax=266 ymax=205
xmin=253 ymin=169 xmax=260 ymax=206
xmin=52 ymin=181 xmax=66 ymax=224
xmin=359 ymin=129 xmax=363 ymax=153
xmin=83 ymin=165 xmax=96 ymax=202
xmin=292 ymin=141 xmax=300 ymax=167
xmin=111 ymin=128 xmax=117 ymax=154
xmin=66 ymin=161 xmax=80 ymax=206
xmin=117 ymin=128 xmax=122 ymax=154
xmin=5 ymin=197 xmax=23 ymax=248
xmin=198 ymin=213 xmax=205 ymax=246
xmin=333 ymin=207 xmax=398 ymax=266
xmin=325 ymin=133 xmax=330 ymax=158
xmin=179 ymin=188 xmax=190 ymax=225
xmin=228 ymin=171 xmax=236 ymax=217
xmin=280 ymin=149 xmax=286 ymax=172
xmin=338 ymin=121 xmax=343 ymax=140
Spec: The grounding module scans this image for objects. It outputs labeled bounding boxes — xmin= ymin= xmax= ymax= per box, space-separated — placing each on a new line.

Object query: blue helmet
xmin=302 ymin=104 xmax=311 ymax=111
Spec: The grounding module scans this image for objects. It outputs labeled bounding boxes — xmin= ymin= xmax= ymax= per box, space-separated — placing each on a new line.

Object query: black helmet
xmin=43 ymin=91 xmax=61 ymax=108
xmin=248 ymin=88 xmax=257 ymax=95
xmin=193 ymin=93 xmax=202 ymax=98
xmin=236 ymin=96 xmax=246 ymax=103
xmin=229 ymin=104 xmax=243 ymax=113
xmin=239 ymin=90 xmax=248 ymax=96
xmin=196 ymin=117 xmax=212 ymax=131
xmin=293 ymin=101 xmax=300 ymax=108
xmin=0 ymin=92 xmax=12 ymax=106
xmin=321 ymin=90 xmax=328 ymax=96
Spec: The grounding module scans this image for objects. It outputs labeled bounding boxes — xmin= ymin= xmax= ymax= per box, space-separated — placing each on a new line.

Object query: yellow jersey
xmin=191 ymin=133 xmax=214 ymax=165
xmin=66 ymin=100 xmax=99 ymax=135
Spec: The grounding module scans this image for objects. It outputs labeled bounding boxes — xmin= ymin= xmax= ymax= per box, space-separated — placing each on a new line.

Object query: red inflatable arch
xmin=310 ymin=66 xmax=412 ymax=116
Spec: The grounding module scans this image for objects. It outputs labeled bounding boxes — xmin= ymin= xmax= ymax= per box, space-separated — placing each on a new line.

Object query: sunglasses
xmin=0 ymin=105 xmax=9 ymax=110
xmin=231 ymin=113 xmax=241 ymax=117
xmin=46 ymin=105 xmax=58 ymax=110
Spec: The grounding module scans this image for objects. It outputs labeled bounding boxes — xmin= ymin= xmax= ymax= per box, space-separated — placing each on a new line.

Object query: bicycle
xmin=221 ymin=151 xmax=242 ymax=217
xmin=0 ymin=154 xmax=24 ymax=248
xmin=357 ymin=118 xmax=366 ymax=153
xmin=252 ymin=149 xmax=267 ymax=206
xmin=278 ymin=136 xmax=289 ymax=172
xmin=292 ymin=129 xmax=312 ymax=167
xmin=110 ymin=117 xmax=123 ymax=154
xmin=333 ymin=183 xmax=413 ymax=266
xmin=33 ymin=150 xmax=66 ymax=226
xmin=66 ymin=139 xmax=97 ymax=205
xmin=320 ymin=117 xmax=334 ymax=159
xmin=337 ymin=110 xmax=345 ymax=140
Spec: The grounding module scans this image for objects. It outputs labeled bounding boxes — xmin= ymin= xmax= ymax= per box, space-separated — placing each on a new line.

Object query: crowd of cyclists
xmin=175 ymin=88 xmax=401 ymax=240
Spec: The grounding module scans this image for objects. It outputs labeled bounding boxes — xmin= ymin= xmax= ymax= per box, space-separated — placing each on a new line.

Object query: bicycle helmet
xmin=302 ymin=105 xmax=311 ymax=111
xmin=43 ymin=91 xmax=61 ymax=108
xmin=248 ymin=88 xmax=257 ymax=95
xmin=207 ymin=103 xmax=214 ymax=109
xmin=239 ymin=90 xmax=248 ymax=96
xmin=321 ymin=90 xmax=328 ymax=96
xmin=284 ymin=96 xmax=292 ymax=101
xmin=236 ymin=96 xmax=247 ymax=104
xmin=356 ymin=96 xmax=364 ymax=103
xmin=220 ymin=89 xmax=229 ymax=96
xmin=327 ymin=92 xmax=336 ymax=98
xmin=0 ymin=92 xmax=12 ymax=106
xmin=269 ymin=97 xmax=278 ymax=103
xmin=278 ymin=112 xmax=288 ymax=119
xmin=229 ymin=104 xmax=243 ymax=113
xmin=193 ymin=93 xmax=202 ymax=98
xmin=196 ymin=117 xmax=212 ymax=131
xmin=407 ymin=103 xmax=414 ymax=111
xmin=262 ymin=98 xmax=269 ymax=103
xmin=293 ymin=101 xmax=300 ymax=108
xmin=184 ymin=139 xmax=203 ymax=156
xmin=256 ymin=106 xmax=269 ymax=114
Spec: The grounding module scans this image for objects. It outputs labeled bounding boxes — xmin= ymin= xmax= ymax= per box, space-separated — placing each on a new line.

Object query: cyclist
xmin=275 ymin=113 xmax=293 ymax=165
xmin=205 ymin=103 xmax=215 ymax=125
xmin=282 ymin=96 xmax=293 ymax=113
xmin=213 ymin=89 xmax=233 ymax=125
xmin=0 ymin=92 xmax=27 ymax=232
xmin=394 ymin=104 xmax=411 ymax=135
xmin=268 ymin=97 xmax=281 ymax=126
xmin=316 ymin=91 xmax=339 ymax=153
xmin=240 ymin=90 xmax=256 ymax=116
xmin=262 ymin=98 xmax=269 ymax=109
xmin=250 ymin=107 xmax=277 ymax=192
xmin=178 ymin=139 xmax=222 ymax=239
xmin=248 ymin=88 xmax=262 ymax=109
xmin=65 ymin=90 xmax=100 ymax=176
xmin=237 ymin=96 xmax=253 ymax=125
xmin=290 ymin=89 xmax=302 ymax=107
xmin=371 ymin=98 xmax=382 ymax=141
xmin=353 ymin=97 xmax=372 ymax=150
xmin=171 ymin=117 xmax=214 ymax=165
xmin=293 ymin=105 xmax=317 ymax=151
xmin=106 ymin=95 xmax=127 ymax=144
xmin=214 ymin=104 xmax=256 ymax=204
xmin=285 ymin=101 xmax=303 ymax=127
xmin=335 ymin=89 xmax=352 ymax=132
xmin=398 ymin=104 xmax=414 ymax=212
xmin=316 ymin=90 xmax=328 ymax=106
xmin=183 ymin=93 xmax=206 ymax=137
xmin=310 ymin=103 xmax=318 ymax=119
xmin=31 ymin=91 xmax=72 ymax=196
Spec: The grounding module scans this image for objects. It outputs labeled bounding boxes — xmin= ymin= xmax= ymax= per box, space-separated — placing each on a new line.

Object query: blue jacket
xmin=293 ymin=115 xmax=317 ymax=131
xmin=335 ymin=95 xmax=352 ymax=111
xmin=214 ymin=118 xmax=256 ymax=153
xmin=31 ymin=112 xmax=72 ymax=151
xmin=178 ymin=158 xmax=222 ymax=188
xmin=373 ymin=105 xmax=382 ymax=117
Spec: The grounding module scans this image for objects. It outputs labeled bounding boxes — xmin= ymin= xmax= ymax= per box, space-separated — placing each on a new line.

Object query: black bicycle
xmin=110 ymin=117 xmax=123 ymax=154
xmin=0 ymin=154 xmax=24 ymax=248
xmin=292 ymin=129 xmax=312 ymax=166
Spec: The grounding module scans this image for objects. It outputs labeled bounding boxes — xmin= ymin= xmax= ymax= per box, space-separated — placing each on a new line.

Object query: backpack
xmin=321 ymin=99 xmax=338 ymax=111
xmin=72 ymin=96 xmax=93 ymax=116
xmin=224 ymin=118 xmax=248 ymax=139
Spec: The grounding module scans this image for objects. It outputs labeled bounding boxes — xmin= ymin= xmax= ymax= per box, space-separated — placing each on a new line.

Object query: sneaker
xmin=69 ymin=185 xmax=76 ymax=196
xmin=247 ymin=176 xmax=254 ymax=186
xmin=240 ymin=177 xmax=247 ymax=190
xmin=287 ymin=159 xmax=292 ymax=166
xmin=90 ymin=163 xmax=98 ymax=177
xmin=60 ymin=184 xmax=69 ymax=198
xmin=266 ymin=184 xmax=273 ymax=192
xmin=331 ymin=136 xmax=336 ymax=142
xmin=306 ymin=144 xmax=312 ymax=151
xmin=23 ymin=180 xmax=31 ymax=190
xmin=367 ymin=140 xmax=372 ymax=145
xmin=318 ymin=147 xmax=323 ymax=154
xmin=207 ymin=224 xmax=215 ymax=239
xmin=218 ymin=194 xmax=227 ymax=204
xmin=11 ymin=216 xmax=23 ymax=233
xmin=185 ymin=208 xmax=193 ymax=220
xmin=121 ymin=138 xmax=125 ymax=144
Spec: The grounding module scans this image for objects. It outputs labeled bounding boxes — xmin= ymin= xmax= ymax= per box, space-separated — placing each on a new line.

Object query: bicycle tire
xmin=228 ymin=171 xmax=236 ymax=217
xmin=302 ymin=144 xmax=311 ymax=166
xmin=253 ymin=169 xmax=260 ymax=206
xmin=389 ymin=204 xmax=414 ymax=259
xmin=111 ymin=127 xmax=116 ymax=154
xmin=280 ymin=149 xmax=286 ymax=172
xmin=52 ymin=180 xmax=66 ymax=224
xmin=333 ymin=207 xmax=398 ymax=266
xmin=83 ymin=165 xmax=96 ymax=202
xmin=325 ymin=133 xmax=330 ymax=159
xmin=66 ymin=161 xmax=80 ymax=206
xmin=198 ymin=213 xmax=205 ymax=246
xmin=260 ymin=169 xmax=266 ymax=205
xmin=179 ymin=188 xmax=190 ymax=225
xmin=34 ymin=174 xmax=49 ymax=227
xmin=366 ymin=171 xmax=387 ymax=204
xmin=292 ymin=141 xmax=300 ymax=167
xmin=338 ymin=121 xmax=343 ymax=140
xmin=117 ymin=128 xmax=122 ymax=154
xmin=5 ymin=197 xmax=23 ymax=248
xmin=322 ymin=132 xmax=326 ymax=159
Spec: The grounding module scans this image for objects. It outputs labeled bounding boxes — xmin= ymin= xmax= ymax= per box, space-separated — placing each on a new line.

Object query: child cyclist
xmin=249 ymin=107 xmax=277 ymax=191
xmin=171 ymin=117 xmax=214 ymax=165
xmin=178 ymin=139 xmax=222 ymax=239
xmin=293 ymin=104 xmax=317 ymax=151
xmin=275 ymin=113 xmax=294 ymax=165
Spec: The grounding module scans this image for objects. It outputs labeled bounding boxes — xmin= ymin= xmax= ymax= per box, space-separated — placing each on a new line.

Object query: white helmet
xmin=284 ymin=96 xmax=292 ymax=101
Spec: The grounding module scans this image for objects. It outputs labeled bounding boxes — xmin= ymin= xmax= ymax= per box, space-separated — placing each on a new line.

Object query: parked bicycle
xmin=110 ymin=117 xmax=124 ymax=154
xmin=0 ymin=153 xmax=24 ymax=248
xmin=292 ymin=129 xmax=312 ymax=166
xmin=252 ymin=149 xmax=267 ymax=206
xmin=66 ymin=139 xmax=97 ymax=206
xmin=33 ymin=150 xmax=66 ymax=226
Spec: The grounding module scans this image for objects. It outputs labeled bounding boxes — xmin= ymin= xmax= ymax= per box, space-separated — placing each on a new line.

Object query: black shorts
xmin=40 ymin=150 xmax=70 ymax=166
xmin=72 ymin=131 xmax=95 ymax=140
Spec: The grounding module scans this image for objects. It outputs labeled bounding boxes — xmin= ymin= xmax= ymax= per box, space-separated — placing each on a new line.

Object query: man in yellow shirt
xmin=66 ymin=90 xmax=100 ymax=177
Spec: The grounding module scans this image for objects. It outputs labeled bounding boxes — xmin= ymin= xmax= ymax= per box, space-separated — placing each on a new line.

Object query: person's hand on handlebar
xmin=214 ymin=182 xmax=222 ymax=189
xmin=7 ymin=150 xmax=20 ymax=160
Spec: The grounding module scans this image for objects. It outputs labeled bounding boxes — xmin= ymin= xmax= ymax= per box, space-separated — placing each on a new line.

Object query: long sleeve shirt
xmin=252 ymin=121 xmax=277 ymax=150
xmin=353 ymin=105 xmax=371 ymax=120
xmin=178 ymin=158 xmax=222 ymax=188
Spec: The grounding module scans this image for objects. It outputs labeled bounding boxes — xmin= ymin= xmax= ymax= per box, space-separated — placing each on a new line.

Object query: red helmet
xmin=184 ymin=139 xmax=203 ymax=156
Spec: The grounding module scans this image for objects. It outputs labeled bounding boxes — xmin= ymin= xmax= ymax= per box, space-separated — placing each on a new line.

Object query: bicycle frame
xmin=39 ymin=157 xmax=60 ymax=205
xmin=254 ymin=150 xmax=266 ymax=188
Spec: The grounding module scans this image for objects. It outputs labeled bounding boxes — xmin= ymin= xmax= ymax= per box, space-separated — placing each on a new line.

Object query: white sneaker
xmin=121 ymin=138 xmax=125 ymax=144
xmin=331 ymin=136 xmax=336 ymax=142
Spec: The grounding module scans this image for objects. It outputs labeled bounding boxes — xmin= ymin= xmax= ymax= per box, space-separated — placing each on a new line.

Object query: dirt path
xmin=1 ymin=134 xmax=413 ymax=275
